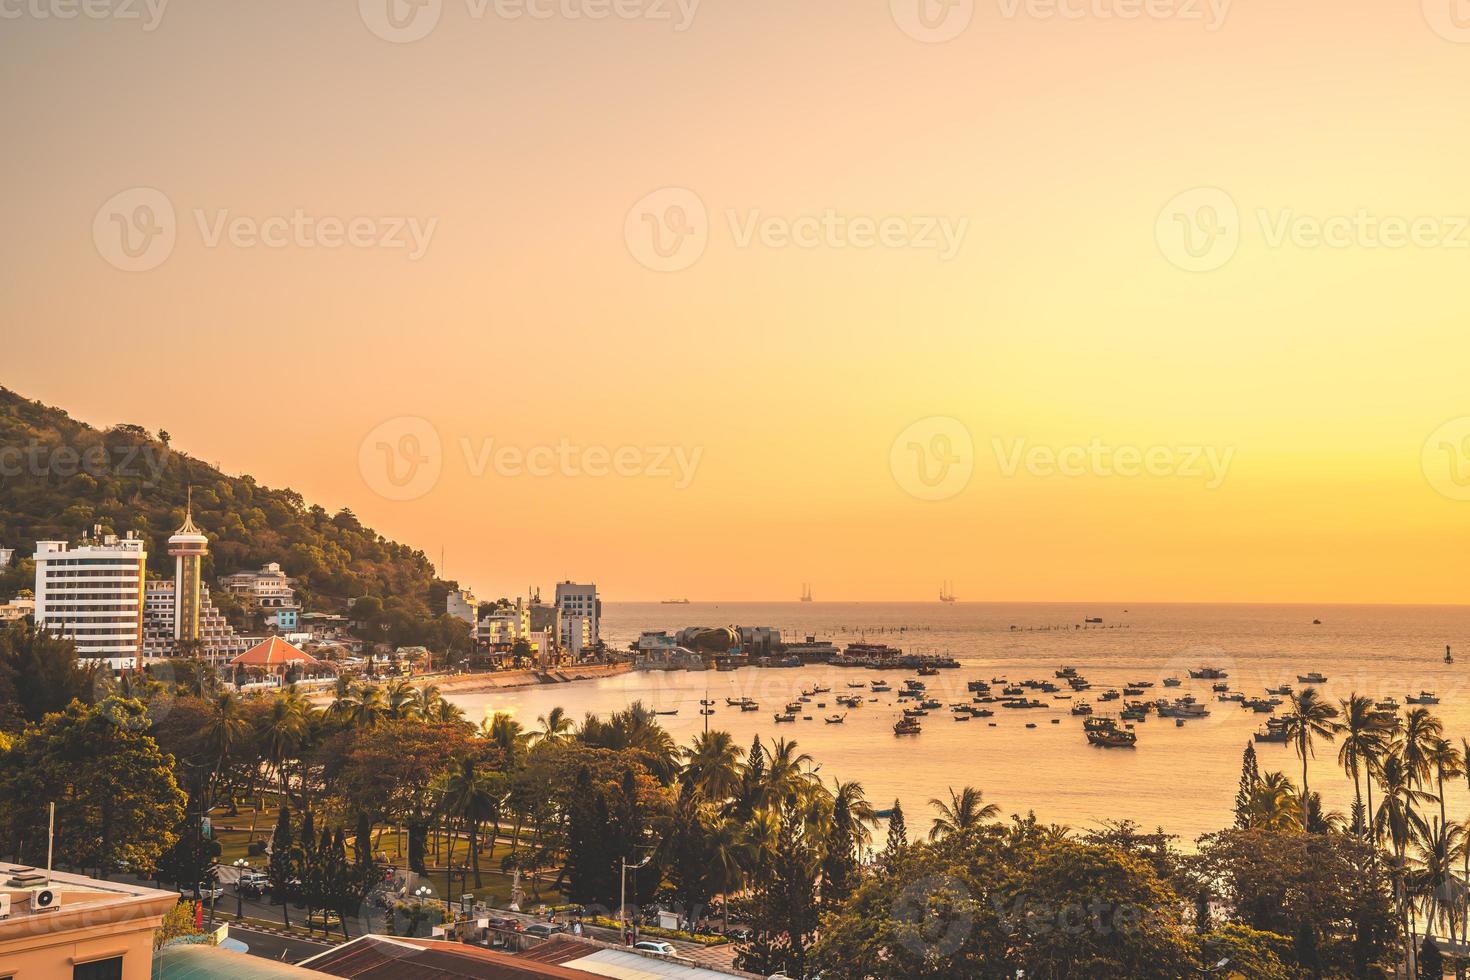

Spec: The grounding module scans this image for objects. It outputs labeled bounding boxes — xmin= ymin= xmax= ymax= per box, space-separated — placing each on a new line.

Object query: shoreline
xmin=306 ymin=662 xmax=632 ymax=705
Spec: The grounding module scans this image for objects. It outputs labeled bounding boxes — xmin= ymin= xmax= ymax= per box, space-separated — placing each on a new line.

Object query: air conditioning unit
xmin=30 ymin=887 xmax=59 ymax=912
xmin=0 ymin=893 xmax=11 ymax=919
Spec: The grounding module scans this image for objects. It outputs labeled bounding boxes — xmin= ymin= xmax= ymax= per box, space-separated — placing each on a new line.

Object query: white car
xmin=179 ymin=881 xmax=224 ymax=901
xmin=633 ymin=940 xmax=678 ymax=957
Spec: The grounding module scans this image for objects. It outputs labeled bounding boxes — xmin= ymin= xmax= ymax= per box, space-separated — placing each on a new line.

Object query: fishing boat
xmin=847 ymin=682 xmax=867 ymax=689
xmin=1254 ymin=718 xmax=1291 ymax=743
xmin=1123 ymin=687 xmax=1144 ymax=696
xmin=654 ymin=709 xmax=678 ymax=716
xmin=968 ymin=680 xmax=991 ymax=692
xmin=1056 ymin=666 xmax=1080 ymax=679
xmin=774 ymin=713 xmax=796 ymax=723
xmin=1071 ymin=702 xmax=1093 ymax=715
xmin=893 ymin=717 xmax=922 ymax=735
xmin=920 ymin=699 xmax=942 ymax=709
xmin=1162 ymin=677 xmax=1182 ymax=687
xmin=917 ymin=665 xmax=940 ymax=677
xmin=1297 ymin=673 xmax=1328 ymax=684
xmin=970 ymin=708 xmax=995 ymax=717
xmin=1407 ymin=691 xmax=1441 ymax=705
xmin=871 ymin=681 xmax=892 ymax=693
xmin=1099 ymin=690 xmax=1121 ymax=702
xmin=1212 ymin=682 xmax=1230 ymax=693
xmin=824 ymin=714 xmax=846 ymax=724
xmin=740 ymin=702 xmax=760 ymax=712
xmin=1189 ymin=667 xmax=1229 ymax=679
xmin=1158 ymin=700 xmax=1210 ymax=719
xmin=953 ymin=713 xmax=971 ymax=722
xmin=1025 ymin=722 xmax=1038 ymax=729
xmin=785 ymin=702 xmax=803 ymax=713
xmin=903 ymin=707 xmax=928 ymax=718
xmin=1128 ymin=680 xmax=1155 ymax=689
xmin=1266 ymin=685 xmax=1292 ymax=696
xmin=1087 ymin=724 xmax=1138 ymax=748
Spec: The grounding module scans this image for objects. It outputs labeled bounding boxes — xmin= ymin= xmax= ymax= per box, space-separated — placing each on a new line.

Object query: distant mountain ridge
xmin=0 ymin=385 xmax=446 ymax=619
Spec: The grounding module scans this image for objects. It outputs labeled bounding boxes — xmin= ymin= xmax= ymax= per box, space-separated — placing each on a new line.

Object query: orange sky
xmin=5 ymin=1 xmax=1470 ymax=602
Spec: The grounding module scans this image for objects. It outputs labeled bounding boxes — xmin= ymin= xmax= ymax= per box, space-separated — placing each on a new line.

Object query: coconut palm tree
xmin=927 ymin=786 xmax=1000 ymax=840
xmin=1281 ymin=687 xmax=1341 ymax=827
xmin=255 ymin=692 xmax=307 ymax=802
xmin=383 ymin=679 xmax=421 ymax=721
xmin=1377 ymin=751 xmax=1436 ymax=975
xmin=1427 ymin=736 xmax=1464 ymax=831
xmin=1338 ymin=694 xmax=1388 ymax=837
xmin=1247 ymin=772 xmax=1303 ymax=832
xmin=325 ymin=676 xmax=358 ymax=722
xmin=681 ymin=730 xmax=743 ymax=804
xmin=352 ymin=685 xmax=386 ymax=729
xmin=830 ymin=779 xmax=879 ymax=851
xmin=764 ymin=738 xmax=816 ymax=803
xmin=1409 ymin=817 xmax=1465 ymax=951
xmin=532 ymin=706 xmax=574 ymax=746
xmin=201 ymin=690 xmax=250 ymax=809
xmin=704 ymin=815 xmax=748 ymax=932
xmin=441 ymin=757 xmax=506 ymax=888
xmin=481 ymin=712 xmax=526 ymax=764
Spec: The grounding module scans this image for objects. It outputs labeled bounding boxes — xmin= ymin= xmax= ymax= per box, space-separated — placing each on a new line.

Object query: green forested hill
xmin=0 ymin=386 xmax=448 ymax=620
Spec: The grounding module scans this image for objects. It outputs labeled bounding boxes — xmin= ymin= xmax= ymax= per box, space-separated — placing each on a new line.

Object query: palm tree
xmin=1338 ymin=694 xmax=1387 ymax=836
xmin=763 ymin=738 xmax=815 ymax=802
xmin=1281 ymin=687 xmax=1340 ymax=827
xmin=927 ymin=786 xmax=999 ymax=840
xmin=325 ymin=676 xmax=358 ymax=722
xmin=383 ymin=679 xmax=421 ymax=721
xmin=256 ymin=692 xmax=307 ymax=802
xmin=1427 ymin=736 xmax=1463 ymax=830
xmin=830 ymin=779 xmax=878 ymax=851
xmin=441 ymin=757 xmax=506 ymax=888
xmin=352 ymin=685 xmax=386 ymax=729
xmin=201 ymin=690 xmax=249 ymax=810
xmin=1377 ymin=751 xmax=1436 ymax=975
xmin=532 ymin=706 xmax=574 ymax=746
xmin=681 ymin=731 xmax=743 ymax=804
xmin=1245 ymin=772 xmax=1302 ymax=832
xmin=481 ymin=712 xmax=526 ymax=764
xmin=704 ymin=815 xmax=748 ymax=932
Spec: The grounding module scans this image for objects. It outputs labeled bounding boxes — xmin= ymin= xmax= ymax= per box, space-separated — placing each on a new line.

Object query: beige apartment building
xmin=0 ymin=866 xmax=176 ymax=980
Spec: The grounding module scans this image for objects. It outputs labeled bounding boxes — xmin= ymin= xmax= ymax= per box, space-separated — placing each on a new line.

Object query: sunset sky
xmin=5 ymin=1 xmax=1470 ymax=603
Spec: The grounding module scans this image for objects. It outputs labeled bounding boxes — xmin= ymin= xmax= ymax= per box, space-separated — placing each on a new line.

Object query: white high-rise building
xmin=33 ymin=528 xmax=147 ymax=671
xmin=554 ymin=581 xmax=599 ymax=651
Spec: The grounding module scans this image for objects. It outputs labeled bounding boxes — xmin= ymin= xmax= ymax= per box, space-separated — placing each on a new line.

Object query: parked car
xmin=180 ymin=881 xmax=224 ymax=901
xmin=522 ymin=923 xmax=566 ymax=938
xmin=633 ymin=940 xmax=678 ymax=957
xmin=235 ymin=871 xmax=269 ymax=897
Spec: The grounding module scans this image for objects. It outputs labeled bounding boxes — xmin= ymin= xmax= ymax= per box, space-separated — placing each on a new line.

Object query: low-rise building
xmin=218 ymin=562 xmax=302 ymax=628
xmin=0 ymin=865 xmax=177 ymax=980
xmin=0 ymin=597 xmax=34 ymax=623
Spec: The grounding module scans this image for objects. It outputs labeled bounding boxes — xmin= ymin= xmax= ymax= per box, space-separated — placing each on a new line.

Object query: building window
xmin=74 ymin=957 xmax=123 ymax=980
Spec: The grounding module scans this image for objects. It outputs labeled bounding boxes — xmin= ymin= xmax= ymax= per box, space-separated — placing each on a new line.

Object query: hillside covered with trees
xmin=0 ymin=385 xmax=448 ymax=623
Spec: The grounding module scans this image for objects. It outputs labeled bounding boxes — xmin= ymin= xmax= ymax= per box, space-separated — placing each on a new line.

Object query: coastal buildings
xmin=230 ymin=635 xmax=326 ymax=682
xmin=0 ymin=597 xmax=34 ymax=622
xmin=0 ymin=866 xmax=177 ymax=980
xmin=142 ymin=581 xmax=250 ymax=662
xmin=554 ymin=581 xmax=599 ymax=650
xmin=33 ymin=528 xmax=146 ymax=670
xmin=446 ymin=586 xmax=478 ymax=625
xmin=478 ymin=597 xmax=530 ymax=646
xmin=219 ymin=561 xmax=301 ymax=630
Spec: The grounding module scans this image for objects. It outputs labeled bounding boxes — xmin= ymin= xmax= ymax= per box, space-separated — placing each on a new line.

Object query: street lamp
xmin=232 ymin=859 xmax=249 ymax=920
xmin=619 ymin=853 xmax=653 ymax=944
xmin=413 ymin=885 xmax=433 ymax=938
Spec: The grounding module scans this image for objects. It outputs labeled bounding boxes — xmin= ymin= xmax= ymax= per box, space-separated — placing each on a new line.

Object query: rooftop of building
xmin=0 ymin=866 xmax=177 ymax=943
xmin=300 ymin=935 xmax=603 ymax=979
xmin=154 ymin=943 xmax=325 ymax=978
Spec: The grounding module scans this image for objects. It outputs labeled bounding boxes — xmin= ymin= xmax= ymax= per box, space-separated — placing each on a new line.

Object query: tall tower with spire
xmin=168 ymin=487 xmax=209 ymax=645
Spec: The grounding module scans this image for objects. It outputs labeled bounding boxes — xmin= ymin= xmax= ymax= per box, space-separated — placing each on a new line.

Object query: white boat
xmin=1406 ymin=691 xmax=1440 ymax=705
